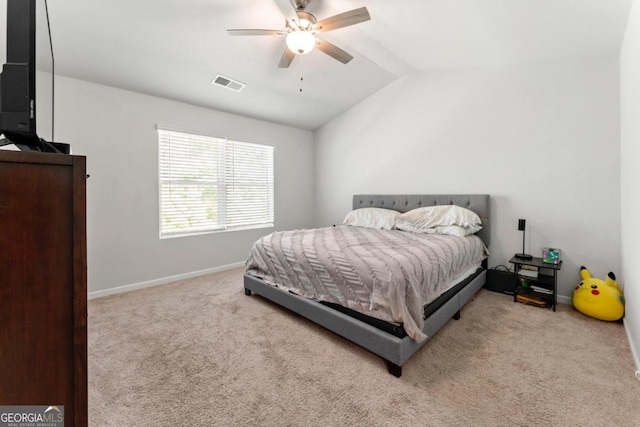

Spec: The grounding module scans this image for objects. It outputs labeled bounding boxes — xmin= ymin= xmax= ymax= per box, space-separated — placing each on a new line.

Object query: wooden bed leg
xmin=453 ymin=310 xmax=461 ymax=320
xmin=244 ymin=288 xmax=251 ymax=296
xmin=385 ymin=360 xmax=402 ymax=378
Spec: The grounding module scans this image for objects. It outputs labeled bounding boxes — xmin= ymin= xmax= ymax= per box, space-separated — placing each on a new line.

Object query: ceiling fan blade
xmin=227 ymin=29 xmax=287 ymax=36
xmin=272 ymin=0 xmax=300 ymax=27
xmin=278 ymin=48 xmax=296 ymax=68
xmin=315 ymin=38 xmax=353 ymax=64
xmin=312 ymin=7 xmax=370 ymax=32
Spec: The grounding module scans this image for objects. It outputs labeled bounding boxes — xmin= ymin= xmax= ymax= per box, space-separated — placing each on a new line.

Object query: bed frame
xmin=243 ymin=194 xmax=490 ymax=377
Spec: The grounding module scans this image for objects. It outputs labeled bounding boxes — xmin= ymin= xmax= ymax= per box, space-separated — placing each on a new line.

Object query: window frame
xmin=157 ymin=127 xmax=275 ymax=239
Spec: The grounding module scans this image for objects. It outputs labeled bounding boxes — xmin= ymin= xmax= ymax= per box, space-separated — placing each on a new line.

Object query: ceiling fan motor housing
xmin=294 ymin=11 xmax=317 ymax=29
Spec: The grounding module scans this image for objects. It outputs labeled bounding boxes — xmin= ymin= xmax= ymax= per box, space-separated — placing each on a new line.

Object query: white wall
xmin=49 ymin=75 xmax=314 ymax=294
xmin=314 ymin=56 xmax=621 ymax=302
xmin=621 ymin=0 xmax=640 ymax=370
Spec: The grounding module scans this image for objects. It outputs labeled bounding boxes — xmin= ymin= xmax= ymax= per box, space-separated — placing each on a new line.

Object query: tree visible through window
xmin=158 ymin=128 xmax=274 ymax=237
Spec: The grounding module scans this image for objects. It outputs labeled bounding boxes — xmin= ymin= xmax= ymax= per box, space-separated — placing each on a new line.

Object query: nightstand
xmin=509 ymin=255 xmax=562 ymax=311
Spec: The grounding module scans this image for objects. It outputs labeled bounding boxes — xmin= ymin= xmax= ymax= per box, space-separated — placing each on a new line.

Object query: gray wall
xmin=620 ymin=0 xmax=640 ymax=371
xmin=48 ymin=75 xmax=315 ymax=295
xmin=314 ymin=55 xmax=621 ymax=305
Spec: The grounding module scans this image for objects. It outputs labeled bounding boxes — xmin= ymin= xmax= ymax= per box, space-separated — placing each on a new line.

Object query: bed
xmin=243 ymin=194 xmax=490 ymax=377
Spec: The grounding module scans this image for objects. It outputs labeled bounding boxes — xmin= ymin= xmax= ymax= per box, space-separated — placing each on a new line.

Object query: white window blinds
xmin=158 ymin=128 xmax=274 ymax=237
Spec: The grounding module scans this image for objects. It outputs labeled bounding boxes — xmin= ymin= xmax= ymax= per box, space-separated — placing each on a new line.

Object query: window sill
xmin=159 ymin=223 xmax=274 ymax=239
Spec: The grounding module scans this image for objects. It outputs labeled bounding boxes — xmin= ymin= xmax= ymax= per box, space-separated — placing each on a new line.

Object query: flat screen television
xmin=0 ymin=0 xmax=68 ymax=153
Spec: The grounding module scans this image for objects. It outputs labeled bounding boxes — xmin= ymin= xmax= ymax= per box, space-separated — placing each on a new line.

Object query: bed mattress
xmin=245 ymin=225 xmax=488 ymax=341
xmin=321 ymin=264 xmax=484 ymax=338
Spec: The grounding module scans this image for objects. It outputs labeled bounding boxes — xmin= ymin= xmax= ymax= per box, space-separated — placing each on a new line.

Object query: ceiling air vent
xmin=212 ymin=74 xmax=246 ymax=92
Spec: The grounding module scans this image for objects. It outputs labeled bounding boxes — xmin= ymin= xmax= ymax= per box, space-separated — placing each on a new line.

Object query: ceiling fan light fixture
xmin=286 ymin=30 xmax=315 ymax=55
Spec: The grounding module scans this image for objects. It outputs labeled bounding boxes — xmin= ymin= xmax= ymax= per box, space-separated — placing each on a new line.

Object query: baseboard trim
xmin=623 ymin=318 xmax=640 ymax=372
xmin=88 ymin=262 xmax=245 ymax=300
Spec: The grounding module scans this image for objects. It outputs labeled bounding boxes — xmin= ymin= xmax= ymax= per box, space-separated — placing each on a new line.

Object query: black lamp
xmin=515 ymin=219 xmax=532 ymax=259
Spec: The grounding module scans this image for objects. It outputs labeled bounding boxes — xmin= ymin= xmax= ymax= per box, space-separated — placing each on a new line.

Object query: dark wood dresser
xmin=0 ymin=150 xmax=88 ymax=427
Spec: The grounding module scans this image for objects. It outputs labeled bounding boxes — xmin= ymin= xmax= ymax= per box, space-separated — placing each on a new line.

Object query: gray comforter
xmin=245 ymin=225 xmax=488 ymax=341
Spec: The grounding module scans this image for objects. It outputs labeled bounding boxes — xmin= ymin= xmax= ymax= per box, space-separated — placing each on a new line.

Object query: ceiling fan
xmin=227 ymin=0 xmax=371 ymax=68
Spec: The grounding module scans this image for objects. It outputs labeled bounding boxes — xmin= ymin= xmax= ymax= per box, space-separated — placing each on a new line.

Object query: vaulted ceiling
xmin=45 ymin=0 xmax=633 ymax=130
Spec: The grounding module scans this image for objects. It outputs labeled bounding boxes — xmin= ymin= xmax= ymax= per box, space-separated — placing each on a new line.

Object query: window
xmin=158 ymin=128 xmax=274 ymax=238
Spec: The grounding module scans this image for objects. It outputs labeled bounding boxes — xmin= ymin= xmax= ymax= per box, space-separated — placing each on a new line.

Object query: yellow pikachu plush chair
xmin=572 ymin=266 xmax=625 ymax=321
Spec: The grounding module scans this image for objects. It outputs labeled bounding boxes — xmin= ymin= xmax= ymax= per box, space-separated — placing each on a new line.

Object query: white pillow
xmin=395 ymin=205 xmax=482 ymax=233
xmin=423 ymin=224 xmax=483 ymax=237
xmin=342 ymin=207 xmax=400 ymax=230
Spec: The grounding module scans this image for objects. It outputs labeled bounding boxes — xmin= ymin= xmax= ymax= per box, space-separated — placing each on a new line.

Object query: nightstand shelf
xmin=509 ymin=255 xmax=562 ymax=311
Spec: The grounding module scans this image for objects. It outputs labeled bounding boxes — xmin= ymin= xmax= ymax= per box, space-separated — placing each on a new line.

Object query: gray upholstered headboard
xmin=353 ymin=194 xmax=490 ymax=247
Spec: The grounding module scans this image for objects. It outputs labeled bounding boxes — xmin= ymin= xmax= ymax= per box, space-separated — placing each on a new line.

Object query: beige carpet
xmin=88 ymin=267 xmax=640 ymax=426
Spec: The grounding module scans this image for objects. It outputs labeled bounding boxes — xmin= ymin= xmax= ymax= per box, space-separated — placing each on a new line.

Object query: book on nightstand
xmin=516 ymin=294 xmax=547 ymax=307
xmin=530 ymin=285 xmax=553 ymax=295
xmin=518 ymin=269 xmax=539 ymax=278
